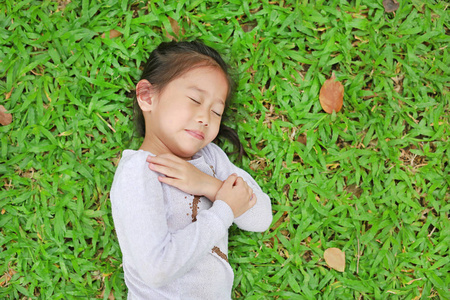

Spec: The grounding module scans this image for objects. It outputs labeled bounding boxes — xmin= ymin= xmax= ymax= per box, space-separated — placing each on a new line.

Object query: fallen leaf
xmin=392 ymin=74 xmax=404 ymax=94
xmin=101 ymin=29 xmax=122 ymax=39
xmin=5 ymin=88 xmax=13 ymax=100
xmin=319 ymin=72 xmax=344 ymax=114
xmin=324 ymin=247 xmax=345 ymax=272
xmin=271 ymin=211 xmax=288 ymax=231
xmin=165 ymin=16 xmax=183 ymax=40
xmin=297 ymin=133 xmax=307 ymax=145
xmin=241 ymin=21 xmax=257 ymax=32
xmin=169 ymin=17 xmax=180 ymax=36
xmin=0 ymin=268 xmax=17 ymax=287
xmin=0 ymin=105 xmax=13 ymax=126
xmin=57 ymin=0 xmax=71 ymax=12
xmin=383 ymin=0 xmax=399 ymax=12
xmin=345 ymin=184 xmax=363 ymax=199
xmin=109 ymin=29 xmax=122 ymax=39
xmin=100 ymin=288 xmax=115 ymax=300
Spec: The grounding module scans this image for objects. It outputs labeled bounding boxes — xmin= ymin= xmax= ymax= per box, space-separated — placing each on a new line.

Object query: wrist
xmin=203 ymin=177 xmax=223 ymax=201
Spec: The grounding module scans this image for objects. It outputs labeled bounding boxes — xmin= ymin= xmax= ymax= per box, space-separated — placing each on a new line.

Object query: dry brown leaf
xmin=0 ymin=105 xmax=12 ymax=126
xmin=57 ymin=0 xmax=71 ymax=12
xmin=5 ymin=88 xmax=13 ymax=100
xmin=101 ymin=29 xmax=122 ymax=39
xmin=383 ymin=0 xmax=399 ymax=12
xmin=345 ymin=184 xmax=363 ymax=199
xmin=319 ymin=72 xmax=344 ymax=114
xmin=169 ymin=17 xmax=180 ymax=36
xmin=297 ymin=133 xmax=307 ymax=145
xmin=392 ymin=74 xmax=404 ymax=94
xmin=271 ymin=211 xmax=288 ymax=231
xmin=324 ymin=247 xmax=345 ymax=272
xmin=0 ymin=268 xmax=17 ymax=287
xmin=100 ymin=289 xmax=115 ymax=300
xmin=109 ymin=29 xmax=122 ymax=39
xmin=241 ymin=21 xmax=257 ymax=32
xmin=165 ymin=16 xmax=183 ymax=40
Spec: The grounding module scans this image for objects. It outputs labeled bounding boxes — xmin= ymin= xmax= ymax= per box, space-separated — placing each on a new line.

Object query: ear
xmin=136 ymin=79 xmax=154 ymax=112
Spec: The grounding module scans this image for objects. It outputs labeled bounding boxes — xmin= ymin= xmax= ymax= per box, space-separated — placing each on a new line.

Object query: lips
xmin=185 ymin=129 xmax=205 ymax=140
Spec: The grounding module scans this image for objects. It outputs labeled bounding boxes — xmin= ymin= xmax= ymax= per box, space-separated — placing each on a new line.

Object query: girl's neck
xmin=138 ymin=138 xmax=154 ymax=153
xmin=139 ymin=139 xmax=192 ymax=161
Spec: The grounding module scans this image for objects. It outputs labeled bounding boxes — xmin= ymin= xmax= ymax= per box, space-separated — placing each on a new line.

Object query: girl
xmin=110 ymin=41 xmax=273 ymax=299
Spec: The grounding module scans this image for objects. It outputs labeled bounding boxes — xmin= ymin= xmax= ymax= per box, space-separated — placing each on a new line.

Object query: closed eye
xmin=189 ymin=97 xmax=222 ymax=117
xmin=189 ymin=97 xmax=200 ymax=104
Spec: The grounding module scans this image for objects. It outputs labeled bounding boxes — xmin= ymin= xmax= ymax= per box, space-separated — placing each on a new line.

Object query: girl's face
xmin=144 ymin=66 xmax=228 ymax=160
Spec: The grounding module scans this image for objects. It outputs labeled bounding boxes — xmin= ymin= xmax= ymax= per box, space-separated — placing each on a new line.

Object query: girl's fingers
xmin=223 ymin=174 xmax=238 ymax=188
xmin=151 ymin=153 xmax=185 ymax=165
xmin=148 ymin=162 xmax=178 ymax=179
xmin=223 ymin=175 xmax=253 ymax=199
xmin=147 ymin=155 xmax=186 ymax=177
xmin=234 ymin=177 xmax=244 ymax=186
xmin=158 ymin=176 xmax=177 ymax=187
xmin=147 ymin=155 xmax=177 ymax=167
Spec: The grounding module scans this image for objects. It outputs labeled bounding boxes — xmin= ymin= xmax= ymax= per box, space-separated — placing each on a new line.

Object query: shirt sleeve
xmin=203 ymin=143 xmax=273 ymax=232
xmin=110 ymin=152 xmax=234 ymax=288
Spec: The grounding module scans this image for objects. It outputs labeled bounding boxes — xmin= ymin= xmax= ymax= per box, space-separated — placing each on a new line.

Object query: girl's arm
xmin=147 ymin=154 xmax=223 ymax=201
xmin=146 ymin=154 xmax=258 ymax=218
xmin=110 ymin=152 xmax=234 ymax=288
xmin=145 ymin=144 xmax=273 ymax=232
xmin=201 ymin=143 xmax=273 ymax=232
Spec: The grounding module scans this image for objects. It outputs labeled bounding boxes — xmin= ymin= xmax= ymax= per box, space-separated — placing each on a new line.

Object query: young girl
xmin=110 ymin=41 xmax=273 ymax=299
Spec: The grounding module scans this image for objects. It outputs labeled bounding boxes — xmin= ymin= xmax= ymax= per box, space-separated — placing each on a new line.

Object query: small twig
xmin=406 ymin=278 xmax=422 ymax=285
xmin=96 ymin=112 xmax=116 ymax=133
xmin=427 ymin=226 xmax=437 ymax=246
xmin=428 ymin=226 xmax=436 ymax=237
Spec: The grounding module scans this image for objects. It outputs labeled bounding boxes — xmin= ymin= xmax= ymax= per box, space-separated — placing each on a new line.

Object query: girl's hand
xmin=216 ymin=174 xmax=257 ymax=218
xmin=147 ymin=154 xmax=222 ymax=201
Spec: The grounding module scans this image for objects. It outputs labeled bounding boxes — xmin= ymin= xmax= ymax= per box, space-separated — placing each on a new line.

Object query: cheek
xmin=162 ymin=102 xmax=192 ymax=121
xmin=208 ymin=120 xmax=221 ymax=139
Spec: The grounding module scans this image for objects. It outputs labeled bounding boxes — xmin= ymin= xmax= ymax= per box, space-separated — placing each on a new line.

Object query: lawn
xmin=0 ymin=0 xmax=449 ymax=299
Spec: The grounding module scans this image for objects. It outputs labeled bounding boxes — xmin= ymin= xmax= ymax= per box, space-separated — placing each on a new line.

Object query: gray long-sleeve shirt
xmin=110 ymin=143 xmax=273 ymax=299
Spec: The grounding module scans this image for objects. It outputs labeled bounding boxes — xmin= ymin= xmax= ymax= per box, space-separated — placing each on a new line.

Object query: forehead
xmin=180 ymin=65 xmax=227 ymax=81
xmin=178 ymin=66 xmax=229 ymax=100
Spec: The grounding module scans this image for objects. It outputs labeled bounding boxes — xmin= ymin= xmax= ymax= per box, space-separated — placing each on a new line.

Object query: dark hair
xmin=134 ymin=40 xmax=244 ymax=158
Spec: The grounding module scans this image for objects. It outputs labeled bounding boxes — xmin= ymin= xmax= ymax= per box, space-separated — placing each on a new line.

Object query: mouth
xmin=185 ymin=129 xmax=205 ymax=140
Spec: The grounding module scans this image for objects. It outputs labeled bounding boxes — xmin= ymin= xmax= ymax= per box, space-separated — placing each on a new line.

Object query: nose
xmin=197 ymin=108 xmax=209 ymax=127
xmin=198 ymin=119 xmax=209 ymax=127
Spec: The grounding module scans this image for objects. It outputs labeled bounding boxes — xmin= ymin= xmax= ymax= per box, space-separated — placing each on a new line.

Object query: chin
xmin=174 ymin=149 xmax=198 ymax=160
xmin=173 ymin=141 xmax=209 ymax=159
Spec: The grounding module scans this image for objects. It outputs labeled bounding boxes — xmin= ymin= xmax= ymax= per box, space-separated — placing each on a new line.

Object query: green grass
xmin=0 ymin=0 xmax=448 ymax=299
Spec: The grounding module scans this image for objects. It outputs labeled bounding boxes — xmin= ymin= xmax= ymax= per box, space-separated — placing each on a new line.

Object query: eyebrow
xmin=188 ymin=86 xmax=225 ymax=105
